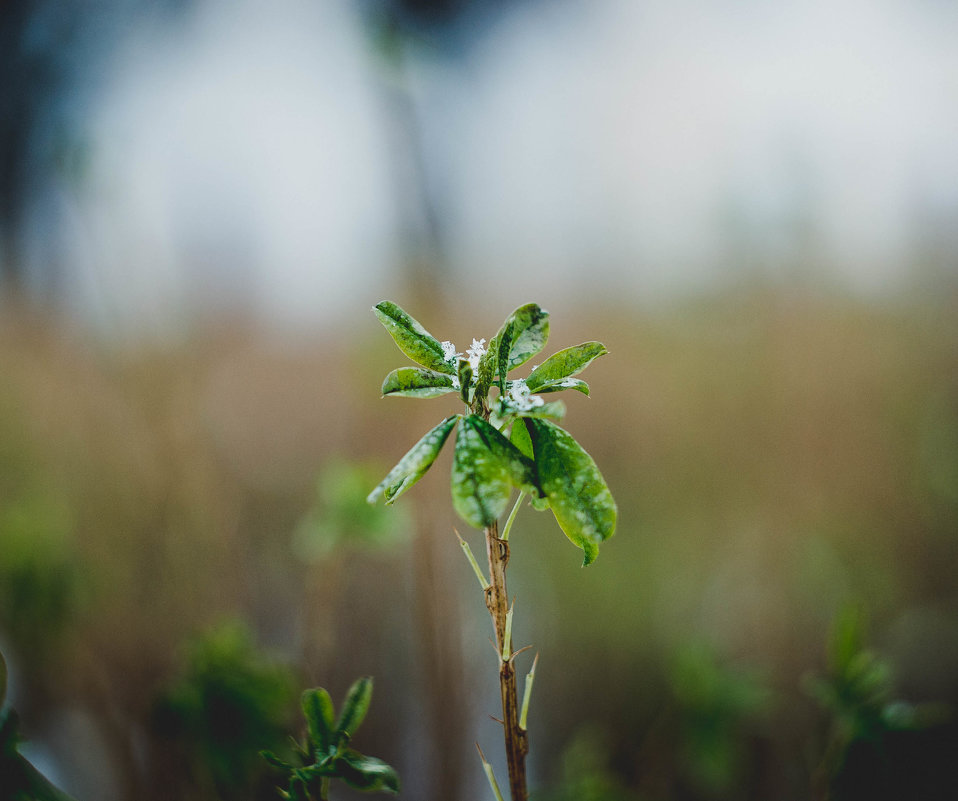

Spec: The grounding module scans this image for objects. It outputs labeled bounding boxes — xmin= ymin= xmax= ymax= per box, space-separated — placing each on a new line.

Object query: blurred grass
xmin=1 ymin=284 xmax=957 ymax=800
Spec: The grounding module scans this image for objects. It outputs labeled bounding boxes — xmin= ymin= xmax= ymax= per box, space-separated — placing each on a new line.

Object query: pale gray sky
xmin=51 ymin=0 xmax=958 ymax=335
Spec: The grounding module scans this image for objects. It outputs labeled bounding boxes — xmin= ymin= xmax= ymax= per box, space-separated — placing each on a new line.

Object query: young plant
xmin=262 ymin=677 xmax=400 ymax=800
xmin=367 ymin=301 xmax=617 ymax=800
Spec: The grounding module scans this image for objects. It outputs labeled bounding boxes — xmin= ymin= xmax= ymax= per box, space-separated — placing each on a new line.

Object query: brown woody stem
xmin=484 ymin=519 xmax=529 ymax=801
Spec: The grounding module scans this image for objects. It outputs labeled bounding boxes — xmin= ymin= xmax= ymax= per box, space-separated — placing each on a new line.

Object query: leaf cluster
xmin=803 ymin=605 xmax=944 ymax=795
xmin=368 ymin=301 xmax=616 ymax=565
xmin=262 ymin=677 xmax=400 ymax=800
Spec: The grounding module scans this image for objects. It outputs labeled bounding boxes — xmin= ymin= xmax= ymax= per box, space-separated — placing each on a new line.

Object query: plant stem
xmin=484 ymin=519 xmax=529 ymax=801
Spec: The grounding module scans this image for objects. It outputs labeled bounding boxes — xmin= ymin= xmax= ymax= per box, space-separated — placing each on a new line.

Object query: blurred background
xmin=2 ymin=0 xmax=958 ymax=799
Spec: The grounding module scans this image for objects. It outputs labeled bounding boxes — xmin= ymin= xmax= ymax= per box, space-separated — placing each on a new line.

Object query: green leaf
xmin=457 ymin=359 xmax=473 ymax=403
xmin=474 ymin=345 xmax=497 ymax=402
xmin=489 ymin=304 xmax=550 ymax=389
xmin=335 ymin=751 xmax=401 ymax=793
xmin=0 ymin=649 xmax=6 ymax=708
xmin=302 ymin=688 xmax=336 ymax=754
xmin=373 ymin=301 xmax=455 ymax=374
xmin=510 ymin=423 xmax=550 ymax=510
xmin=470 ymin=415 xmax=541 ymax=496
xmin=525 ymin=342 xmax=608 ymax=392
xmin=516 ymin=400 xmax=566 ymax=420
xmin=523 ymin=418 xmax=617 ymax=565
xmin=451 ymin=415 xmax=518 ymax=528
xmin=336 ymin=677 xmax=373 ymax=738
xmin=261 ymin=750 xmax=296 ymax=772
xmin=367 ymin=416 xmax=458 ymax=505
xmin=536 ymin=377 xmax=590 ymax=396
xmin=510 ymin=418 xmax=534 ymax=459
xmin=381 ymin=367 xmax=458 ymax=398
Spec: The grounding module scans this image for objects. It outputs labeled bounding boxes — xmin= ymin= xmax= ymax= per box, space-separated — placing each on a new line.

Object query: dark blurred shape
xmin=805 ymin=605 xmax=955 ymax=801
xmin=533 ymin=723 xmax=640 ymax=801
xmin=0 ymin=648 xmax=78 ymax=801
xmin=152 ymin=620 xmax=298 ymax=800
xmin=669 ymin=643 xmax=773 ymax=798
xmin=0 ymin=0 xmax=186 ymax=298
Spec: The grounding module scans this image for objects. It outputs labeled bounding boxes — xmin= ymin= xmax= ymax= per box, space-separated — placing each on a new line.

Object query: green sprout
xmin=262 ymin=677 xmax=399 ymax=801
xmin=368 ymin=300 xmax=617 ymax=801
xmin=367 ymin=300 xmax=616 ymax=566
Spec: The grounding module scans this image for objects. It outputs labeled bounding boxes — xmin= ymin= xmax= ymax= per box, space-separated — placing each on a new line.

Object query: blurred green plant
xmin=0 ymin=649 xmax=78 ymax=801
xmin=0 ymin=494 xmax=85 ymax=658
xmin=262 ymin=677 xmax=399 ymax=800
xmin=804 ymin=605 xmax=943 ymax=800
xmin=367 ymin=300 xmax=616 ymax=801
xmin=292 ymin=460 xmax=409 ymax=563
xmin=532 ymin=724 xmax=639 ymax=801
xmin=153 ymin=619 xmax=298 ymax=799
xmin=669 ymin=643 xmax=772 ymax=797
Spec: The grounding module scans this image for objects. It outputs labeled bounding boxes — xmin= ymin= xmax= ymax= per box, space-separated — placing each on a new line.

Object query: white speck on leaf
xmin=508 ymin=379 xmax=544 ymax=411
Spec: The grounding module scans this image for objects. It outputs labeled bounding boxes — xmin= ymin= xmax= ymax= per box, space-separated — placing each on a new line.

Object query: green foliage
xmin=153 ymin=620 xmax=298 ymax=797
xmin=669 ymin=643 xmax=772 ymax=796
xmin=368 ymin=300 xmax=616 ymax=564
xmin=380 ymin=367 xmax=458 ymax=398
xmin=293 ymin=460 xmax=410 ymax=561
xmin=367 ymin=416 xmax=459 ymax=506
xmin=262 ymin=678 xmax=400 ymax=800
xmin=804 ymin=606 xmax=934 ymax=795
xmin=521 ymin=418 xmax=617 ymax=566
xmin=0 ymin=494 xmax=85 ymax=655
xmin=372 ymin=301 xmax=455 ymax=375
xmin=532 ymin=725 xmax=638 ymax=801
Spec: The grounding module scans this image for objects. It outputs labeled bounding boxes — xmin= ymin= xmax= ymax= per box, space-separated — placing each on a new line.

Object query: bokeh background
xmin=2 ymin=0 xmax=958 ymax=799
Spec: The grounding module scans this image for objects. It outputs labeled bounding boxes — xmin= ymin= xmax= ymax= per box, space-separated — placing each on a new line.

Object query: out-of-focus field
xmin=2 ymin=286 xmax=958 ymax=801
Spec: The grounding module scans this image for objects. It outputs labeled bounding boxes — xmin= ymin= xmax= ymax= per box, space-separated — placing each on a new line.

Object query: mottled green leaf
xmin=523 ymin=418 xmax=616 ymax=565
xmin=509 ymin=423 xmax=550 ymax=511
xmin=489 ymin=304 xmax=550 ymax=388
xmin=474 ymin=345 xmax=497 ymax=402
xmin=335 ymin=751 xmax=401 ymax=793
xmin=525 ymin=342 xmax=608 ymax=392
xmin=301 ymin=688 xmax=336 ymax=754
xmin=367 ymin=416 xmax=458 ymax=505
xmin=373 ymin=301 xmax=455 ymax=374
xmin=336 ymin=677 xmax=373 ymax=738
xmin=380 ymin=367 xmax=458 ymax=398
xmin=470 ymin=415 xmax=541 ymax=496
xmin=451 ymin=415 xmax=517 ymax=528
xmin=517 ymin=400 xmax=566 ymax=420
xmin=536 ymin=377 xmax=590 ymax=396
xmin=457 ymin=359 xmax=473 ymax=403
xmin=503 ymin=304 xmax=550 ymax=371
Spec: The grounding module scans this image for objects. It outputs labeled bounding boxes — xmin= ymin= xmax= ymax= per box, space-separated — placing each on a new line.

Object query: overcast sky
xmin=40 ymin=0 xmax=958 ymax=335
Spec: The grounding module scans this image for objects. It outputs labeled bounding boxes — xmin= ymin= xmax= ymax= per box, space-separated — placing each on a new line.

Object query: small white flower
xmin=441 ymin=340 xmax=460 ymax=363
xmin=466 ymin=338 xmax=486 ymax=371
